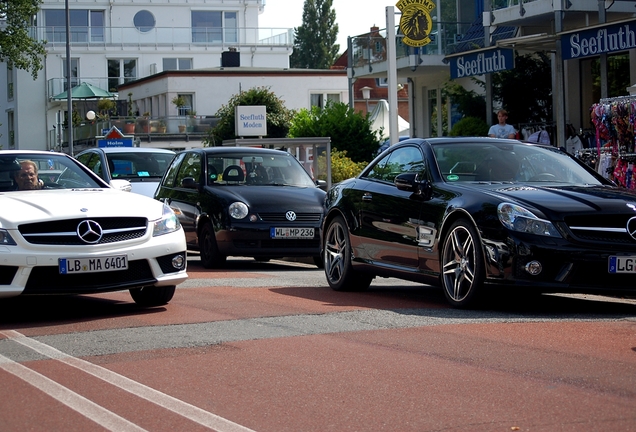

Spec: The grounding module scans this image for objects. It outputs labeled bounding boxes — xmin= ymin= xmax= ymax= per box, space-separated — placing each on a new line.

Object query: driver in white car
xmin=14 ymin=160 xmax=44 ymax=190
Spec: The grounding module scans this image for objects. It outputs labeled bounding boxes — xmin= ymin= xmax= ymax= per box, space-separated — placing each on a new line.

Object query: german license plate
xmin=270 ymin=227 xmax=314 ymax=239
xmin=608 ymin=256 xmax=636 ymax=274
xmin=59 ymin=255 xmax=128 ymax=274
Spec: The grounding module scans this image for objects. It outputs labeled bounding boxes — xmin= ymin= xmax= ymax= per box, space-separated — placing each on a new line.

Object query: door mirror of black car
xmin=395 ymin=172 xmax=432 ymax=200
xmin=315 ymin=179 xmax=328 ymax=191
xmin=181 ymin=177 xmax=199 ymax=189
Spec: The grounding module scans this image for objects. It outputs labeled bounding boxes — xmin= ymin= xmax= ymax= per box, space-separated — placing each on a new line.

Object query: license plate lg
xmin=59 ymin=255 xmax=128 ymax=274
xmin=608 ymin=256 xmax=636 ymax=274
xmin=270 ymin=227 xmax=314 ymax=239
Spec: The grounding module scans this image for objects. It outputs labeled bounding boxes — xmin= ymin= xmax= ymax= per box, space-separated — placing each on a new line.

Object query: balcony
xmin=350 ymin=21 xmax=474 ymax=70
xmin=49 ymin=115 xmax=220 ymax=153
xmin=31 ymin=26 xmax=294 ymax=50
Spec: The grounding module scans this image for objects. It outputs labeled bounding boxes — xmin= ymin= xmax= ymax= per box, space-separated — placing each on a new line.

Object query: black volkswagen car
xmin=322 ymin=137 xmax=636 ymax=308
xmin=155 ymin=147 xmax=326 ymax=268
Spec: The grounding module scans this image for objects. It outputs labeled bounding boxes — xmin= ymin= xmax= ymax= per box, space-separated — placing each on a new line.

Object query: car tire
xmin=440 ymin=219 xmax=485 ymax=308
xmin=199 ymin=222 xmax=226 ymax=269
xmin=324 ymin=215 xmax=372 ymax=291
xmin=129 ymin=285 xmax=175 ymax=307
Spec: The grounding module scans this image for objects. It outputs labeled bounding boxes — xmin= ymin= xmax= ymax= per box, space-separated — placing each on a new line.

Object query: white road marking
xmin=1 ymin=330 xmax=256 ymax=432
xmin=0 ymin=353 xmax=147 ymax=432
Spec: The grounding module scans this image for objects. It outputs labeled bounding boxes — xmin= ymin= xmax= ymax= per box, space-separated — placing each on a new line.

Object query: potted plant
xmin=124 ymin=92 xmax=136 ymax=134
xmin=140 ymin=111 xmax=150 ymax=133
xmin=158 ymin=118 xmax=167 ymax=133
xmin=172 ymin=96 xmax=187 ymax=133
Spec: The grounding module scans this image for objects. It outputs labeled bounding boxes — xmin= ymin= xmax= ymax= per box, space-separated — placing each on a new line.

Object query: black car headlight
xmin=0 ymin=229 xmax=16 ymax=246
xmin=229 ymin=202 xmax=249 ymax=220
xmin=497 ymin=203 xmax=561 ymax=237
xmin=153 ymin=203 xmax=182 ymax=236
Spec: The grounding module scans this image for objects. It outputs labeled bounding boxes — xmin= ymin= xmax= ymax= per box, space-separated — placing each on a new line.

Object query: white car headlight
xmin=497 ymin=203 xmax=561 ymax=237
xmin=0 ymin=229 xmax=16 ymax=246
xmin=153 ymin=203 xmax=181 ymax=236
xmin=229 ymin=202 xmax=249 ymax=220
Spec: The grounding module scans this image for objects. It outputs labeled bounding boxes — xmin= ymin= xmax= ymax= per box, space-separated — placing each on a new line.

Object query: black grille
xmin=258 ymin=212 xmax=322 ymax=223
xmin=23 ymin=260 xmax=155 ymax=294
xmin=564 ymin=214 xmax=636 ymax=244
xmin=0 ymin=266 xmax=18 ymax=285
xmin=19 ymin=217 xmax=147 ymax=245
xmin=157 ymin=251 xmax=187 ymax=274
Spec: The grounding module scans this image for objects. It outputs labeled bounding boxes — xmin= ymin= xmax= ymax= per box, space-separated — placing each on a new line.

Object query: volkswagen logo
xmin=77 ymin=220 xmax=103 ymax=244
xmin=285 ymin=211 xmax=297 ymax=221
xmin=627 ymin=217 xmax=636 ymax=241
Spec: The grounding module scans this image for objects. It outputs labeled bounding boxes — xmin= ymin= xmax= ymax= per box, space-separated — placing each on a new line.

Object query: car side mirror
xmin=315 ymin=179 xmax=328 ymax=191
xmin=181 ymin=177 xmax=199 ymax=189
xmin=395 ymin=172 xmax=432 ymax=200
xmin=110 ymin=179 xmax=132 ymax=192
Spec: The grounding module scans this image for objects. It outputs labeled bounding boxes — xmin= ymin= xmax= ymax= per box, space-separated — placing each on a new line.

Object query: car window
xmin=433 ymin=142 xmax=603 ymax=184
xmin=363 ymin=146 xmax=425 ymax=183
xmin=175 ymin=152 xmax=202 ymax=187
xmin=0 ymin=153 xmax=104 ymax=190
xmin=106 ymin=152 xmax=174 ymax=179
xmin=162 ymin=152 xmax=186 ymax=188
xmin=205 ymin=152 xmax=315 ymax=187
xmin=76 ymin=152 xmax=103 ymax=177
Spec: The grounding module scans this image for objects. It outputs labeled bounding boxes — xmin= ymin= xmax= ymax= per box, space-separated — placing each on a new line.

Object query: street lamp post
xmin=360 ymin=86 xmax=372 ymax=113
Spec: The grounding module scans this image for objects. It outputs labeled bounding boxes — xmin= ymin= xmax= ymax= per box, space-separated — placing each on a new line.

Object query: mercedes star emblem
xmin=77 ymin=220 xmax=103 ymax=244
xmin=627 ymin=217 xmax=636 ymax=241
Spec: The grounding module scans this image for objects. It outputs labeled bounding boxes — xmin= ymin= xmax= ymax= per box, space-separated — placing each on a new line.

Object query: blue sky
xmin=258 ymin=0 xmax=395 ymax=53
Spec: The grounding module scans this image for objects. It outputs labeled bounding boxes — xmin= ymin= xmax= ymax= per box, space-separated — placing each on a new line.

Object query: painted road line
xmin=1 ymin=330 xmax=256 ymax=432
xmin=0 ymin=353 xmax=147 ymax=432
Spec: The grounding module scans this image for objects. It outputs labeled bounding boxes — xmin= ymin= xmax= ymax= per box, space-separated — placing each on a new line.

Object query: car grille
xmin=564 ymin=214 xmax=636 ymax=245
xmin=258 ymin=212 xmax=322 ymax=222
xmin=23 ymin=260 xmax=155 ymax=294
xmin=18 ymin=217 xmax=148 ymax=245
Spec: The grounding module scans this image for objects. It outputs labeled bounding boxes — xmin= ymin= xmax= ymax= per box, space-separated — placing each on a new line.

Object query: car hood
xmin=481 ymin=184 xmax=636 ymax=217
xmin=0 ymin=189 xmax=165 ymax=228
xmin=207 ymin=185 xmax=326 ymax=211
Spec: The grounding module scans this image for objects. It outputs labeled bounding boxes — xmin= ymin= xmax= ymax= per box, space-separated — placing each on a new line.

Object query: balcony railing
xmin=49 ymin=115 xmax=219 ymax=152
xmin=30 ymin=26 xmax=294 ymax=49
xmin=350 ymin=22 xmax=473 ymax=69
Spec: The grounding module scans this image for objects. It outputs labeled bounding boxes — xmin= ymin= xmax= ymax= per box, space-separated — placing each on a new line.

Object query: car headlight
xmin=229 ymin=202 xmax=249 ymax=220
xmin=0 ymin=229 xmax=17 ymax=246
xmin=153 ymin=203 xmax=181 ymax=236
xmin=497 ymin=203 xmax=561 ymax=237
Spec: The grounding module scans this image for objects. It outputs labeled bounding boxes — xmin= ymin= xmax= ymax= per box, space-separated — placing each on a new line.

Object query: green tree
xmin=290 ymin=0 xmax=339 ymax=69
xmin=289 ymin=101 xmax=381 ymax=163
xmin=0 ymin=0 xmax=47 ymax=79
xmin=492 ymin=52 xmax=552 ymax=125
xmin=204 ymin=87 xmax=294 ymax=146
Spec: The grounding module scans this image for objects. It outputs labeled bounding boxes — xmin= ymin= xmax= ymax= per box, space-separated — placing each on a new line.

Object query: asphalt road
xmin=0 ymin=255 xmax=635 ymax=432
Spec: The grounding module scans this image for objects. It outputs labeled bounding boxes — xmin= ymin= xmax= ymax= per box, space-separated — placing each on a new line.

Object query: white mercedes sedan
xmin=0 ymin=150 xmax=187 ymax=307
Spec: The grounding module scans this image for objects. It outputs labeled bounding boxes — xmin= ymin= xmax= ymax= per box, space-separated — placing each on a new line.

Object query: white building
xmin=1 ymin=0 xmax=346 ymax=152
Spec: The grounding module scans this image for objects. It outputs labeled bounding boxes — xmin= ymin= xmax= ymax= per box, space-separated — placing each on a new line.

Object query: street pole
xmin=65 ymin=0 xmax=73 ymax=155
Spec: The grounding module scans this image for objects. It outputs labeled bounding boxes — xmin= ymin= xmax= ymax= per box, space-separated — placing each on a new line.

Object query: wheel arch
xmin=438 ymin=208 xmax=487 ymax=266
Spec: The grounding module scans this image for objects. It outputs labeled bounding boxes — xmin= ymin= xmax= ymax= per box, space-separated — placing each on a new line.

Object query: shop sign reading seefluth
xmin=449 ymin=48 xmax=514 ymax=79
xmin=235 ymin=105 xmax=267 ymax=137
xmin=562 ymin=20 xmax=636 ymax=60
xmin=396 ymin=0 xmax=436 ymax=48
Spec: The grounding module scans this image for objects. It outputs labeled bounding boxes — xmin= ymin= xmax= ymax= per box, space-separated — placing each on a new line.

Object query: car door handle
xmin=362 ymin=193 xmax=372 ymax=201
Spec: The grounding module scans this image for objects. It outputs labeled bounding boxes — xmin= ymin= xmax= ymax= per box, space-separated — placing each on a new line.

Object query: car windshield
xmin=432 ymin=142 xmax=603 ymax=185
xmin=107 ymin=151 xmax=173 ymax=180
xmin=0 ymin=153 xmax=103 ymax=191
xmin=206 ymin=152 xmax=316 ymax=187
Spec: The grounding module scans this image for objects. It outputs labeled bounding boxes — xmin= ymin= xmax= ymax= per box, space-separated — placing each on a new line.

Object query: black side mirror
xmin=395 ymin=172 xmax=432 ymax=200
xmin=181 ymin=177 xmax=199 ymax=189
